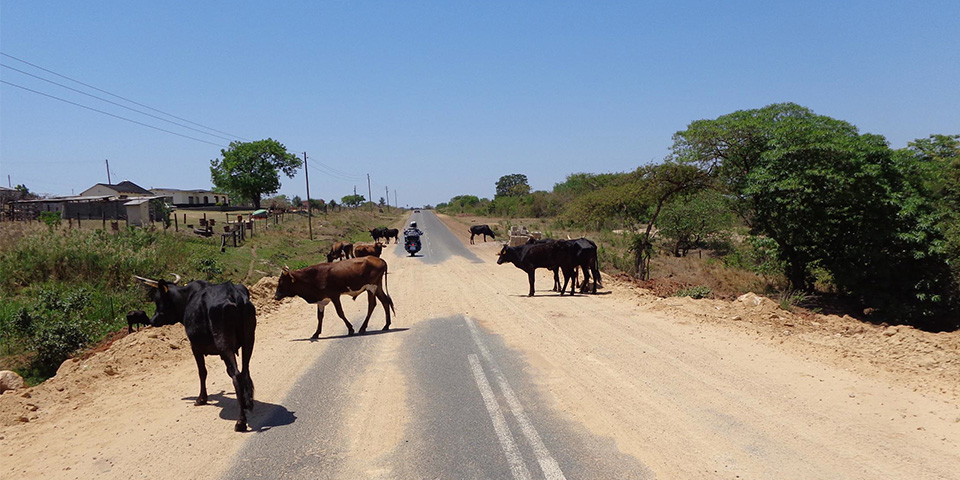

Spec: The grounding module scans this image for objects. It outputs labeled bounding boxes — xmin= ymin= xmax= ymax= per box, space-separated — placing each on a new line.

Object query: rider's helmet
xmin=410 ymin=222 xmax=417 ymax=228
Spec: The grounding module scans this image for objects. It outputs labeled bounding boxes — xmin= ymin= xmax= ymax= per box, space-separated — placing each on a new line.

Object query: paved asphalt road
xmin=222 ymin=211 xmax=651 ymax=479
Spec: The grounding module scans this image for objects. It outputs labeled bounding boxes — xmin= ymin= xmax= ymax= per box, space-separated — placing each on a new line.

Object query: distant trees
xmin=209 ymin=139 xmax=302 ymax=209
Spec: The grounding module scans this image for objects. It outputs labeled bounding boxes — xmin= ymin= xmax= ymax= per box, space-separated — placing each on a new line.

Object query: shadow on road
xmin=180 ymin=391 xmax=297 ymax=433
xmin=289 ymin=326 xmax=411 ymax=342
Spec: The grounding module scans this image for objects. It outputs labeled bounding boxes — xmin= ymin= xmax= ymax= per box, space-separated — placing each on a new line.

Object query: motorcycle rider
xmin=404 ymin=221 xmax=423 ymax=238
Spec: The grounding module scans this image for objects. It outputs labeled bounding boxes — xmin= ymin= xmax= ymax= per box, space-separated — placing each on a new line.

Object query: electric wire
xmin=1 ymin=63 xmax=238 ymax=143
xmin=1 ymin=80 xmax=227 ymax=147
xmin=0 ymin=52 xmax=250 ymax=141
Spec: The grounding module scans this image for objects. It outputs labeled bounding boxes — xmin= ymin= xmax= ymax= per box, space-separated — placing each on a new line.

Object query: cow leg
xmin=560 ymin=268 xmax=577 ymax=297
xmin=312 ymin=303 xmax=327 ymax=339
xmin=527 ymin=270 xmax=536 ymax=297
xmin=220 ymin=353 xmax=248 ymax=432
xmin=192 ymin=347 xmax=208 ymax=406
xmin=376 ymin=287 xmax=393 ymax=331
xmin=331 ymin=297 xmax=355 ymax=335
xmin=483 ymin=234 xmax=488 ymax=242
xmin=358 ymin=288 xmax=378 ymax=333
xmin=470 ymin=233 xmax=475 ymax=245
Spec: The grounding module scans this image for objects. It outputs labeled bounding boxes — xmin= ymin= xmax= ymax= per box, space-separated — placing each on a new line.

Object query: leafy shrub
xmin=195 ymin=257 xmax=224 ymax=279
xmin=39 ymin=211 xmax=61 ymax=228
xmin=674 ymin=285 xmax=712 ymax=299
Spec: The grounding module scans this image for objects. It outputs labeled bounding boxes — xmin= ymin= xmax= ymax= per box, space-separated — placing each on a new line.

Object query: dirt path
xmin=1 ymin=213 xmax=959 ymax=479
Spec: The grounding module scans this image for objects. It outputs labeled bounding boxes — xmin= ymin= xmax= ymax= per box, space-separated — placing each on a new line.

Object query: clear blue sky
xmin=2 ymin=1 xmax=958 ymax=208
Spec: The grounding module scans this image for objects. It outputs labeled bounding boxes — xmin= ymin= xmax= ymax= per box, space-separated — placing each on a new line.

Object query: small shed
xmin=124 ymin=197 xmax=155 ymax=227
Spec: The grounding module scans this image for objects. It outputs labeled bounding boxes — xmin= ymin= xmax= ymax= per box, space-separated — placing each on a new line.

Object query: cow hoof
xmin=347 ymin=330 xmax=356 ymax=336
xmin=382 ymin=326 xmax=390 ymax=331
xmin=235 ymin=421 xmax=247 ymax=432
xmin=310 ymin=334 xmax=320 ymax=340
xmin=195 ymin=398 xmax=207 ymax=406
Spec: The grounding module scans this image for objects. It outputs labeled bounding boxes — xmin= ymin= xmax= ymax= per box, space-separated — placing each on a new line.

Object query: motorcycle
xmin=404 ymin=233 xmax=422 ymax=256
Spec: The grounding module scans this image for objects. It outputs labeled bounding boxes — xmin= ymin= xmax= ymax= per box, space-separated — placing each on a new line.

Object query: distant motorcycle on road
xmin=404 ymin=221 xmax=424 ymax=257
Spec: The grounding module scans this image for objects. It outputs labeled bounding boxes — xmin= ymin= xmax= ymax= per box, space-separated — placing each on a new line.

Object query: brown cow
xmin=354 ymin=242 xmax=384 ymax=258
xmin=326 ymin=241 xmax=354 ymax=262
xmin=275 ymin=256 xmax=395 ymax=339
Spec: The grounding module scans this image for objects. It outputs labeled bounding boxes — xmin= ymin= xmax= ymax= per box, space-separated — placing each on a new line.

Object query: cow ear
xmin=160 ymin=283 xmax=168 ymax=293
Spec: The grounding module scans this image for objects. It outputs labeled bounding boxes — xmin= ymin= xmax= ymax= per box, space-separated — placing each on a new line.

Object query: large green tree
xmin=495 ymin=174 xmax=531 ymax=198
xmin=210 ymin=139 xmax=301 ymax=208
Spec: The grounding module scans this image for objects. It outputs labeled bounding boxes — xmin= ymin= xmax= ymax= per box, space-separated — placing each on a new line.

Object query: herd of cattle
xmin=130 ymin=222 xmax=602 ymax=431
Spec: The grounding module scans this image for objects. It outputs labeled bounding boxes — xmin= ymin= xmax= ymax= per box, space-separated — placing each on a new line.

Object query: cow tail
xmin=383 ymin=265 xmax=396 ymax=315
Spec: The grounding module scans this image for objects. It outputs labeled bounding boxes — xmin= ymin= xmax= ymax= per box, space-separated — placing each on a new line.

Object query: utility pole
xmin=394 ymin=189 xmax=398 ymax=210
xmin=304 ymin=152 xmax=313 ymax=240
xmin=7 ymin=175 xmax=10 ymax=188
xmin=105 ymin=159 xmax=112 ymax=184
xmin=367 ymin=173 xmax=372 ymax=211
xmin=385 ymin=186 xmax=389 ymax=210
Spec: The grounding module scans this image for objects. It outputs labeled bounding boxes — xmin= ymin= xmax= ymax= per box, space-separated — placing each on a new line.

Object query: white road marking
xmin=468 ymin=354 xmax=533 ymax=480
xmin=467 ymin=318 xmax=567 ymax=480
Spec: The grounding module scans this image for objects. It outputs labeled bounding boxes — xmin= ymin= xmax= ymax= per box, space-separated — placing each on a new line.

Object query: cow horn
xmin=170 ymin=273 xmax=181 ymax=284
xmin=133 ymin=275 xmax=159 ymax=288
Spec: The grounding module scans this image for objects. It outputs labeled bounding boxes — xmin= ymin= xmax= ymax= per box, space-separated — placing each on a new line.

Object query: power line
xmin=1 ymin=63 xmax=238 ymax=143
xmin=1 ymin=80 xmax=227 ymax=147
xmin=0 ymin=51 xmax=249 ymax=141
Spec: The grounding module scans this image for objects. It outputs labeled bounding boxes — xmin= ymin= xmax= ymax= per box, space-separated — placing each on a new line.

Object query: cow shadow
xmin=181 ymin=391 xmax=297 ymax=433
xmin=290 ymin=326 xmax=410 ymax=342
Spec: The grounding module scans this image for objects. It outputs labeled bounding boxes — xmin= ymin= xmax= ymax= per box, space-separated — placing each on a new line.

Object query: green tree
xmin=495 ymin=174 xmax=531 ymax=198
xmin=14 ymin=184 xmax=31 ymax=196
xmin=658 ymin=190 xmax=733 ymax=257
xmin=209 ymin=139 xmax=301 ymax=209
xmin=341 ymin=194 xmax=365 ymax=207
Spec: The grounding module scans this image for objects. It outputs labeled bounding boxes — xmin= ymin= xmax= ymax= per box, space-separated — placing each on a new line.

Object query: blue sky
xmin=2 ymin=1 xmax=958 ymax=208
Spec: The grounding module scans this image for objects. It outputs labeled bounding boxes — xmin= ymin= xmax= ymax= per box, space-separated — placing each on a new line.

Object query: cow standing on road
xmin=497 ymin=242 xmax=578 ymax=296
xmin=382 ymin=228 xmax=400 ymax=244
xmin=369 ymin=227 xmax=385 ymax=243
xmin=469 ymin=225 xmax=497 ymax=244
xmin=134 ymin=274 xmax=257 ymax=431
xmin=275 ymin=256 xmax=395 ymax=339
xmin=354 ymin=242 xmax=384 ymax=258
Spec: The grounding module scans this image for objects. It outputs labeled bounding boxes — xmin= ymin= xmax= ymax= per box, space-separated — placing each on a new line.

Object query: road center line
xmin=468 ymin=354 xmax=533 ymax=480
xmin=466 ymin=318 xmax=567 ymax=480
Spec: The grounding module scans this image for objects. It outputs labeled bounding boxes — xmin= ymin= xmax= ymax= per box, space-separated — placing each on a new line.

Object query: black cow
xmin=135 ymin=274 xmax=257 ymax=431
xmin=469 ymin=225 xmax=497 ymax=244
xmin=567 ymin=238 xmax=602 ymax=293
xmin=524 ymin=238 xmax=602 ymax=293
xmin=369 ymin=227 xmax=386 ymax=243
xmin=497 ymin=242 xmax=578 ymax=296
xmin=126 ymin=310 xmax=149 ymax=333
xmin=382 ymin=228 xmax=399 ymax=244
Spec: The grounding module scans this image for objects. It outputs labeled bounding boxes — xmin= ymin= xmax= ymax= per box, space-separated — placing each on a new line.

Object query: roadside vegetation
xmin=0 ymin=206 xmax=403 ymax=384
xmin=438 ymin=103 xmax=959 ymax=331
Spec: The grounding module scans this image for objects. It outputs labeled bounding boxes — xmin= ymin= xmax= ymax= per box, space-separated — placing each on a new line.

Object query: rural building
xmin=80 ymin=180 xmax=154 ymax=198
xmin=151 ymin=188 xmax=229 ymax=207
xmin=9 ymin=194 xmax=165 ymax=226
